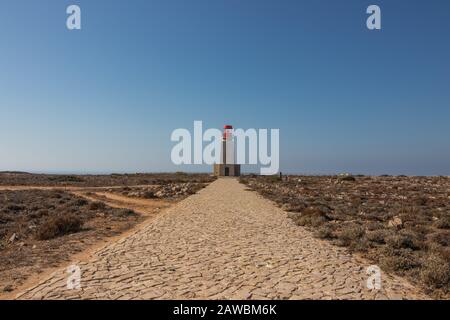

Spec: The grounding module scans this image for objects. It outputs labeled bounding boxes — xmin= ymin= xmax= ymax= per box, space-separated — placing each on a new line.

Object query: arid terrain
xmin=0 ymin=173 xmax=215 ymax=296
xmin=0 ymin=172 xmax=215 ymax=187
xmin=240 ymin=175 xmax=450 ymax=298
xmin=0 ymin=172 xmax=446 ymax=300
xmin=12 ymin=179 xmax=427 ymax=300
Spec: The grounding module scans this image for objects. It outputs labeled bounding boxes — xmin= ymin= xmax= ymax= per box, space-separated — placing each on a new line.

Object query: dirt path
xmin=16 ymin=178 xmax=427 ymax=300
xmin=73 ymin=191 xmax=172 ymax=217
xmin=0 ymin=189 xmax=172 ymax=300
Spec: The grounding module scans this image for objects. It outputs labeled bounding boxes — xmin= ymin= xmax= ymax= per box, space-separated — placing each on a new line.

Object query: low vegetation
xmin=0 ymin=172 xmax=216 ymax=187
xmin=110 ymin=182 xmax=211 ymax=200
xmin=0 ymin=189 xmax=141 ymax=292
xmin=0 ymin=173 xmax=216 ymax=294
xmin=241 ymin=174 xmax=450 ymax=298
xmin=36 ymin=214 xmax=83 ymax=240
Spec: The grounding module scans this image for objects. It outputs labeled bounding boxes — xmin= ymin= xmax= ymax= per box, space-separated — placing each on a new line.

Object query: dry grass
xmin=0 ymin=172 xmax=216 ymax=187
xmin=0 ymin=173 xmax=215 ymax=293
xmin=36 ymin=214 xmax=83 ymax=240
xmin=241 ymin=174 xmax=450 ymax=298
xmin=0 ymin=189 xmax=141 ymax=292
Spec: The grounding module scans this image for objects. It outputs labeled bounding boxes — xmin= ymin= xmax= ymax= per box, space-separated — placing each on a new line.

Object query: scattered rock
xmin=388 ymin=216 xmax=403 ymax=228
xmin=8 ymin=233 xmax=17 ymax=243
xmin=155 ymin=190 xmax=165 ymax=198
xmin=2 ymin=285 xmax=13 ymax=292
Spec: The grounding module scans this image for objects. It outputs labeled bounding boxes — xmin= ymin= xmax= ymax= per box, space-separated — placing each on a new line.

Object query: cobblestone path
xmin=17 ymin=178 xmax=427 ymax=300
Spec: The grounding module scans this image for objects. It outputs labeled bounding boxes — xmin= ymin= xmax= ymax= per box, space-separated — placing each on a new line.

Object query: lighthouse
xmin=213 ymin=125 xmax=241 ymax=176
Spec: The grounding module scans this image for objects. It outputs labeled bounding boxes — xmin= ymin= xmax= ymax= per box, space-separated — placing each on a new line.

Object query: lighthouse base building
xmin=214 ymin=164 xmax=241 ymax=177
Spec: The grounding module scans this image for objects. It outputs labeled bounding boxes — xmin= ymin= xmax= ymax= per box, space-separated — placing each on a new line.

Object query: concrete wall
xmin=214 ymin=164 xmax=241 ymax=176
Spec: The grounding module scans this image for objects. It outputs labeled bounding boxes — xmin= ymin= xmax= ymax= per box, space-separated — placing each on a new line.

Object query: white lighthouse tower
xmin=213 ymin=125 xmax=241 ymax=176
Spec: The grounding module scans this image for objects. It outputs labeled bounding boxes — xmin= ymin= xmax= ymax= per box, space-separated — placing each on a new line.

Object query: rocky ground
xmin=0 ymin=172 xmax=216 ymax=187
xmin=16 ymin=179 xmax=427 ymax=300
xmin=240 ymin=174 xmax=450 ymax=298
xmin=0 ymin=173 xmax=216 ymax=296
xmin=0 ymin=190 xmax=143 ymax=294
xmin=107 ymin=182 xmax=211 ymax=200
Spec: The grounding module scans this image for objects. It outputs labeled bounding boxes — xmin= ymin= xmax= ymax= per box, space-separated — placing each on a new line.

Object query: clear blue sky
xmin=1 ymin=0 xmax=449 ymax=175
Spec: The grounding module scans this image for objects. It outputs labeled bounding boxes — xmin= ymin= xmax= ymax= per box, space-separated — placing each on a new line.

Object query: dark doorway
xmin=224 ymin=167 xmax=229 ymax=176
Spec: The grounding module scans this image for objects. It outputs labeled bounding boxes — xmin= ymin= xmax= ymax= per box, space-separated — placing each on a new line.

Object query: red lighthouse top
xmin=223 ymin=125 xmax=233 ymax=140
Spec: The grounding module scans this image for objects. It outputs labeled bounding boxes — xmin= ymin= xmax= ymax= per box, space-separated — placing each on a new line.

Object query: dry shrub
xmin=315 ymin=225 xmax=336 ymax=239
xmin=440 ymin=246 xmax=450 ymax=259
xmin=400 ymin=206 xmax=429 ymax=225
xmin=284 ymin=203 xmax=307 ymax=213
xmin=414 ymin=196 xmax=429 ymax=206
xmin=6 ymin=205 xmax=24 ymax=212
xmin=292 ymin=208 xmax=329 ymax=227
xmin=89 ymin=201 xmax=106 ymax=211
xmin=33 ymin=209 xmax=49 ymax=219
xmin=339 ymin=175 xmax=356 ymax=182
xmin=73 ymin=199 xmax=88 ymax=206
xmin=420 ymin=253 xmax=450 ymax=291
xmin=143 ymin=191 xmax=156 ymax=199
xmin=366 ymin=229 xmax=391 ymax=244
xmin=365 ymin=221 xmax=384 ymax=231
xmin=386 ymin=230 xmax=423 ymax=250
xmin=116 ymin=209 xmax=136 ymax=217
xmin=51 ymin=192 xmax=63 ymax=199
xmin=380 ymin=248 xmax=421 ymax=272
xmin=349 ymin=238 xmax=371 ymax=252
xmin=428 ymin=231 xmax=450 ymax=247
xmin=336 ymin=223 xmax=365 ymax=245
xmin=434 ymin=217 xmax=450 ymax=229
xmin=36 ymin=214 xmax=83 ymax=240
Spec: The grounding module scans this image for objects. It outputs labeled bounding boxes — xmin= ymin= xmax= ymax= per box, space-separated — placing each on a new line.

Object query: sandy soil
xmin=0 ymin=189 xmax=172 ymax=299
